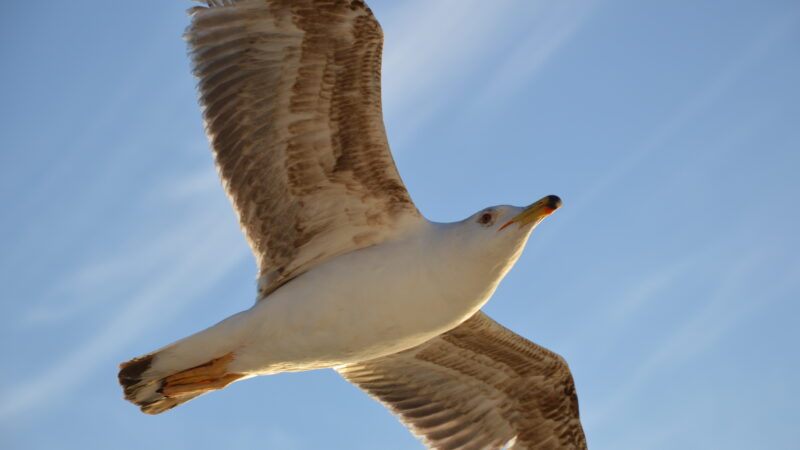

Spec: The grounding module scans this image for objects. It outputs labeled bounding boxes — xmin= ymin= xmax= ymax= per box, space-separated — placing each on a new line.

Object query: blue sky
xmin=1 ymin=1 xmax=798 ymax=449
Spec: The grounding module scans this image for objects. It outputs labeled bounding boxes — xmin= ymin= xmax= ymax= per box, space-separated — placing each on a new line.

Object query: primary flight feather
xmin=118 ymin=1 xmax=587 ymax=448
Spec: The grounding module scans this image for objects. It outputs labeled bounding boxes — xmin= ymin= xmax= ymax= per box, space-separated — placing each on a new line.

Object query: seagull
xmin=118 ymin=1 xmax=587 ymax=448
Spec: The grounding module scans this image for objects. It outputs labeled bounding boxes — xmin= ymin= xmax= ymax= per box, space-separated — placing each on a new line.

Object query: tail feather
xmin=118 ymin=353 xmax=204 ymax=415
xmin=119 ymin=350 xmax=244 ymax=415
xmin=118 ymin=311 xmax=254 ymax=414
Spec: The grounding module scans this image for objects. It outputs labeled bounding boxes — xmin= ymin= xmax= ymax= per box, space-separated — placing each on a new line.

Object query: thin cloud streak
xmin=571 ymin=8 xmax=800 ymax=213
xmin=380 ymin=0 xmax=515 ymax=144
xmin=159 ymin=165 xmax=222 ymax=201
xmin=589 ymin=202 xmax=776 ymax=352
xmin=471 ymin=0 xmax=596 ymax=109
xmin=0 ymin=176 xmax=248 ymax=420
xmin=588 ymin=253 xmax=800 ymax=429
xmin=19 ymin=202 xmax=222 ymax=327
xmin=555 ymin=224 xmax=738 ymax=357
xmin=380 ymin=0 xmax=577 ymax=146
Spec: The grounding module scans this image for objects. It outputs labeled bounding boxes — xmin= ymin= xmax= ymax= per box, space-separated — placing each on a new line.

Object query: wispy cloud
xmin=600 ymin=258 xmax=693 ymax=333
xmin=380 ymin=0 xmax=517 ymax=143
xmin=588 ymin=251 xmax=800 ymax=430
xmin=470 ymin=0 xmax=596 ymax=109
xmin=379 ymin=0 xmax=595 ymax=146
xmin=158 ymin=164 xmax=222 ymax=201
xmin=603 ymin=407 xmax=700 ymax=450
xmin=0 ymin=170 xmax=248 ymax=420
xmin=571 ymin=8 xmax=800 ymax=213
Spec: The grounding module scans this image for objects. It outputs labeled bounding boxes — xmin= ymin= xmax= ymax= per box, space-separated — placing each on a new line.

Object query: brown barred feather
xmin=187 ymin=0 xmax=420 ymax=298
xmin=339 ymin=312 xmax=587 ymax=450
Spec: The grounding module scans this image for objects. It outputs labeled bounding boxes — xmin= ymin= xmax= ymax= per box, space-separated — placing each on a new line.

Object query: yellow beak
xmin=499 ymin=195 xmax=562 ymax=231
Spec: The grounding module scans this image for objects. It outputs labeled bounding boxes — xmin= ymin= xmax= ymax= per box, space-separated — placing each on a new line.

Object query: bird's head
xmin=473 ymin=195 xmax=562 ymax=233
xmin=450 ymin=195 xmax=562 ymax=272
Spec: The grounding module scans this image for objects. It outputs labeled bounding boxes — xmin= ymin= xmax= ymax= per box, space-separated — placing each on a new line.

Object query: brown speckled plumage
xmin=187 ymin=0 xmax=420 ymax=297
xmin=339 ymin=312 xmax=587 ymax=449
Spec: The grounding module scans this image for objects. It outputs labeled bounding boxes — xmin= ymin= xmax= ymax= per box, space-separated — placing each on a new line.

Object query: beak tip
xmin=545 ymin=195 xmax=563 ymax=210
xmin=500 ymin=195 xmax=563 ymax=232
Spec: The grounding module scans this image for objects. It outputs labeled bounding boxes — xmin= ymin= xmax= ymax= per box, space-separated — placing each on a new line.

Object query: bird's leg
xmin=159 ymin=352 xmax=245 ymax=397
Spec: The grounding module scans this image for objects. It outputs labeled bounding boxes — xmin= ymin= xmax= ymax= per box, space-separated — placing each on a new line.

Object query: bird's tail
xmin=119 ymin=311 xmax=253 ymax=414
xmin=119 ymin=350 xmax=245 ymax=414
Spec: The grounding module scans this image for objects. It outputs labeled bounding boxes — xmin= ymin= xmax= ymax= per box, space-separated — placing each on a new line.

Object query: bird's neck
xmin=414 ymin=221 xmax=524 ymax=308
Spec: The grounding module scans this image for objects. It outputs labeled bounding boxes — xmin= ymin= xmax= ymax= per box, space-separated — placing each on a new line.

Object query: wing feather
xmin=338 ymin=312 xmax=587 ymax=450
xmin=188 ymin=0 xmax=420 ymax=297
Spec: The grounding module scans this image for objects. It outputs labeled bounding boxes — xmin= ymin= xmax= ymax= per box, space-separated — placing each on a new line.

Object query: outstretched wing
xmin=187 ymin=0 xmax=420 ymax=296
xmin=338 ymin=312 xmax=587 ymax=450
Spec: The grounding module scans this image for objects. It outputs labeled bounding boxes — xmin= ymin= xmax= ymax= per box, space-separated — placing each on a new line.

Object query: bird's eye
xmin=479 ymin=212 xmax=493 ymax=225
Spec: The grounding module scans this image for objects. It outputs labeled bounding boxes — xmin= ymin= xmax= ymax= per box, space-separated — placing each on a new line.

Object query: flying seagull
xmin=119 ymin=1 xmax=587 ymax=448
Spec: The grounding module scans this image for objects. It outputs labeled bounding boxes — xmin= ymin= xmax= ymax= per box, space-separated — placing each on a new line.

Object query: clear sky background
xmin=1 ymin=1 xmax=799 ymax=449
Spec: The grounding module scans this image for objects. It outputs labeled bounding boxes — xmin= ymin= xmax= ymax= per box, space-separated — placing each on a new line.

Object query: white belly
xmin=228 ymin=235 xmax=503 ymax=374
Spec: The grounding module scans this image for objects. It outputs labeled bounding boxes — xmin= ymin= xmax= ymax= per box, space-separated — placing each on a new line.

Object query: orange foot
xmin=160 ymin=352 xmax=245 ymax=397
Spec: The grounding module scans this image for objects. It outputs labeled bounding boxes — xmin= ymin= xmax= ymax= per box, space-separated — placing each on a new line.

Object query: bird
xmin=118 ymin=0 xmax=587 ymax=448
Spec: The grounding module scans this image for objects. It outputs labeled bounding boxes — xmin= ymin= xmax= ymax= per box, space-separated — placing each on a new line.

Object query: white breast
xmin=228 ymin=221 xmax=511 ymax=374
